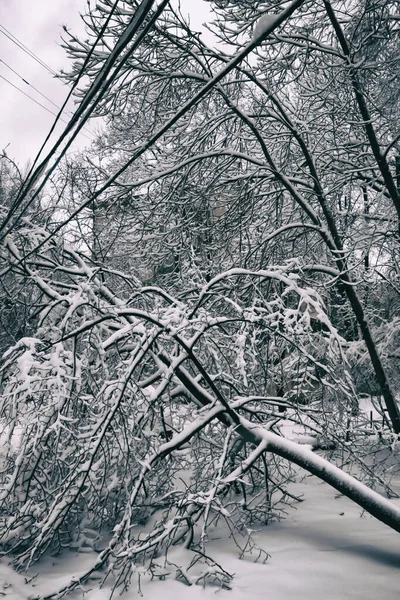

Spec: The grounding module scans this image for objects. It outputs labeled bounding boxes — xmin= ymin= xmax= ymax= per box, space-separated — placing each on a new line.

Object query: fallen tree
xmin=0 ymin=223 xmax=399 ymax=598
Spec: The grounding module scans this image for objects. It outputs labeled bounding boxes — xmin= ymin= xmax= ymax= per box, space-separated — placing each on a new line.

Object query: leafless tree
xmin=1 ymin=1 xmax=400 ymax=597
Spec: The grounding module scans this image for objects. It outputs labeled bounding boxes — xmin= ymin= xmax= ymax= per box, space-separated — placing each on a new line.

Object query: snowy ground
xmin=1 ymin=471 xmax=399 ymax=600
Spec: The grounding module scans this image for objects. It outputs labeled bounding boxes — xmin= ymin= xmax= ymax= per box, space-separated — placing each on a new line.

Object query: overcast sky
xmin=0 ymin=0 xmax=211 ymax=167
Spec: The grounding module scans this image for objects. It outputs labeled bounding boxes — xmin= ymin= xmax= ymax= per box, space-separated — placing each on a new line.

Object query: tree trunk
xmin=166 ymin=357 xmax=400 ymax=534
xmin=237 ymin=417 xmax=400 ymax=534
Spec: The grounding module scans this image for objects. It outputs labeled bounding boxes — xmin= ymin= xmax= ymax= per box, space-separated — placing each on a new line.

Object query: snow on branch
xmin=0 ymin=221 xmax=395 ymax=596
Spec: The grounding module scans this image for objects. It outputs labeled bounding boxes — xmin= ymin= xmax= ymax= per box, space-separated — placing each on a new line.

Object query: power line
xmin=0 ymin=73 xmax=68 ymax=120
xmin=1 ymin=57 xmax=66 ymax=110
xmin=0 ymin=24 xmax=57 ymax=76
xmin=0 ymin=58 xmax=95 ymax=138
xmin=0 ymin=25 xmax=95 ymax=138
xmin=17 ymin=0 xmax=168 ymax=221
xmin=0 ymin=73 xmax=93 ymax=142
xmin=0 ymin=0 xmax=122 ymax=240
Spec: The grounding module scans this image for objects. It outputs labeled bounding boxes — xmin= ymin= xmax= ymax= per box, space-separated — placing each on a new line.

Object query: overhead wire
xmin=6 ymin=0 xmax=164 ymax=233
xmin=0 ymin=57 xmax=94 ymax=139
xmin=0 ymin=24 xmax=57 ymax=76
xmin=0 ymin=73 xmax=74 ymax=127
xmin=0 ymin=0 xmax=124 ymax=239
xmin=0 ymin=25 xmax=96 ymax=139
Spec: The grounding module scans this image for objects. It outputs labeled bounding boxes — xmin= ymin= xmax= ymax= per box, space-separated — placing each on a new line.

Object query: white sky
xmin=0 ymin=0 xmax=212 ymax=167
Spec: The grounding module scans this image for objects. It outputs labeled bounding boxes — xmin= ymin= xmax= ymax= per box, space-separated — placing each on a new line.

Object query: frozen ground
xmin=1 ymin=471 xmax=399 ymax=600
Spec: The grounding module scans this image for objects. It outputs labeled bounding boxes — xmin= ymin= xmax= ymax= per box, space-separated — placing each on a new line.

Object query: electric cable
xmin=0 ymin=0 xmax=123 ymax=238
xmin=0 ymin=24 xmax=57 ymax=76
xmin=0 ymin=73 xmax=93 ymax=142
xmin=0 ymin=73 xmax=69 ymax=124
xmin=0 ymin=57 xmax=95 ymax=138
xmin=10 ymin=0 xmax=161 ymax=227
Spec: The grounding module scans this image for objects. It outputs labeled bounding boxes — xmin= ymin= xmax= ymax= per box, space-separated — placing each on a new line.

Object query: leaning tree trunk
xmin=163 ymin=356 xmax=400 ymax=534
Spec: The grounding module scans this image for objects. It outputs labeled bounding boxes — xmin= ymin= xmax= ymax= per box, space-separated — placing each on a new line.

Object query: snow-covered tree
xmin=1 ymin=1 xmax=400 ymax=597
xmin=56 ymin=0 xmax=400 ymax=430
xmin=1 ymin=221 xmax=399 ymax=598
